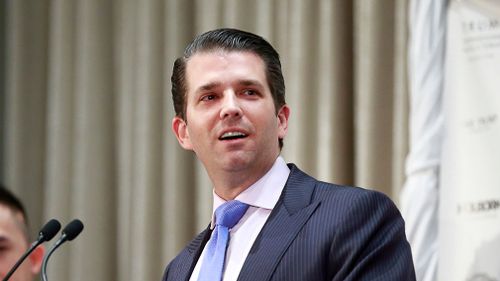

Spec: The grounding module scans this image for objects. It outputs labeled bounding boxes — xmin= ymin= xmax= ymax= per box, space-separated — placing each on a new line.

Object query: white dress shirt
xmin=189 ymin=156 xmax=290 ymax=281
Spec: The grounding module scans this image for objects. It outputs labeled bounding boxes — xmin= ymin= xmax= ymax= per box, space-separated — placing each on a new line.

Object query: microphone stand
xmin=41 ymin=235 xmax=66 ymax=281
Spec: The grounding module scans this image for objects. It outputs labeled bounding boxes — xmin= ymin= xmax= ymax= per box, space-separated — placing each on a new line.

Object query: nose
xmin=219 ymin=91 xmax=242 ymax=119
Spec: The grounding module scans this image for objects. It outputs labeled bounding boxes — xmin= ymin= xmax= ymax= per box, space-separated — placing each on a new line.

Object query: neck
xmin=209 ymin=158 xmax=277 ymax=201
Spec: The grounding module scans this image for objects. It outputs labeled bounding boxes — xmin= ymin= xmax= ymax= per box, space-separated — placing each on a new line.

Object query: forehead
xmin=0 ymin=204 xmax=26 ymax=240
xmin=184 ymin=51 xmax=268 ymax=93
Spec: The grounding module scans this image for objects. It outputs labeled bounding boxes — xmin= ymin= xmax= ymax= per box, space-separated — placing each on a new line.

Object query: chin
xmin=220 ymin=155 xmax=253 ymax=171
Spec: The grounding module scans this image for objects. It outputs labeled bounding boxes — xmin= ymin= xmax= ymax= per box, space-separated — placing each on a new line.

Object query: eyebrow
xmin=197 ymin=82 xmax=222 ymax=92
xmin=196 ymin=79 xmax=264 ymax=93
xmin=238 ymin=79 xmax=264 ymax=88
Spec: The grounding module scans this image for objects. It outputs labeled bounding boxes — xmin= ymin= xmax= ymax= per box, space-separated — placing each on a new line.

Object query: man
xmin=0 ymin=186 xmax=44 ymax=281
xmin=163 ymin=28 xmax=415 ymax=281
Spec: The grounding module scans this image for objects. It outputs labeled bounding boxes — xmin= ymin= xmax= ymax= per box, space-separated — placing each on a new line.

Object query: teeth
xmin=220 ymin=131 xmax=246 ymax=139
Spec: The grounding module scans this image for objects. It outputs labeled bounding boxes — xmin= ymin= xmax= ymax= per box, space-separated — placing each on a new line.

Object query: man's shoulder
xmin=286 ymin=163 xmax=397 ymax=211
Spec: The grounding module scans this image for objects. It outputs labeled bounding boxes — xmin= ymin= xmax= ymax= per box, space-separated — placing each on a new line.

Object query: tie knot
xmin=214 ymin=200 xmax=249 ymax=228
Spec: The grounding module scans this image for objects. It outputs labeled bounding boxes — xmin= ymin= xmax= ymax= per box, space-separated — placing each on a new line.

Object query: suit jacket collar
xmin=187 ymin=226 xmax=211 ymax=255
xmin=282 ymin=164 xmax=317 ymax=214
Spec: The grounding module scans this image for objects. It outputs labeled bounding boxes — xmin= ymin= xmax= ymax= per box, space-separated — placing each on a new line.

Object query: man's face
xmin=172 ymin=51 xmax=289 ymax=182
xmin=0 ymin=205 xmax=41 ymax=281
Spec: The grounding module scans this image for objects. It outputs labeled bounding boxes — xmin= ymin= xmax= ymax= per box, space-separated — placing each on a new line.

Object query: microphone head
xmin=62 ymin=219 xmax=84 ymax=241
xmin=39 ymin=219 xmax=61 ymax=242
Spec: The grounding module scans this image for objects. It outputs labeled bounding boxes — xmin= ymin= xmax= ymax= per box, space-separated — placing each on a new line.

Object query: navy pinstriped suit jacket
xmin=162 ymin=164 xmax=416 ymax=281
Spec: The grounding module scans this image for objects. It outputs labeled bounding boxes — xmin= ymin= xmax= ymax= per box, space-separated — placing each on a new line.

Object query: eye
xmin=200 ymin=94 xmax=217 ymax=101
xmin=242 ymin=89 xmax=257 ymax=96
xmin=0 ymin=243 xmax=10 ymax=253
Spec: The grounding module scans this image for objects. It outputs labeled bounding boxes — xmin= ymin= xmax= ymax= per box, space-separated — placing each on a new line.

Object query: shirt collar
xmin=210 ymin=156 xmax=290 ymax=228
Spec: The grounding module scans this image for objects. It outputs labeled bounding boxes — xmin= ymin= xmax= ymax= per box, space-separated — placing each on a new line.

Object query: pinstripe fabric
xmin=162 ymin=164 xmax=416 ymax=281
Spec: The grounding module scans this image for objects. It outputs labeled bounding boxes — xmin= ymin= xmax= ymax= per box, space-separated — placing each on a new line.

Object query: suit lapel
xmin=170 ymin=226 xmax=212 ymax=281
xmin=237 ymin=165 xmax=320 ymax=281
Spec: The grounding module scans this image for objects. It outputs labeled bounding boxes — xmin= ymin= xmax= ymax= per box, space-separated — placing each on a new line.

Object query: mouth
xmin=219 ymin=131 xmax=248 ymax=141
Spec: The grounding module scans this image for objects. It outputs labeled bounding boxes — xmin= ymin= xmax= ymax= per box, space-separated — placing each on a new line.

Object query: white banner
xmin=401 ymin=1 xmax=446 ymax=280
xmin=440 ymin=1 xmax=500 ymax=280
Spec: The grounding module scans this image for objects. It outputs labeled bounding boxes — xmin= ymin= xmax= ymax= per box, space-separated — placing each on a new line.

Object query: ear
xmin=28 ymin=244 xmax=44 ymax=274
xmin=276 ymin=104 xmax=290 ymax=139
xmin=172 ymin=116 xmax=194 ymax=150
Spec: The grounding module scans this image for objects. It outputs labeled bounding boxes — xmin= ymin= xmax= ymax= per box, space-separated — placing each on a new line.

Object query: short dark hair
xmin=0 ymin=185 xmax=29 ymax=240
xmin=171 ymin=28 xmax=286 ymax=148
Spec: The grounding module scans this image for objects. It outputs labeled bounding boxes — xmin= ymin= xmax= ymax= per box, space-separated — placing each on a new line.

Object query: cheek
xmin=0 ymin=248 xmax=15 ymax=263
xmin=186 ymin=122 xmax=210 ymax=147
xmin=259 ymin=116 xmax=280 ymax=138
xmin=0 ymin=252 xmax=6 ymax=264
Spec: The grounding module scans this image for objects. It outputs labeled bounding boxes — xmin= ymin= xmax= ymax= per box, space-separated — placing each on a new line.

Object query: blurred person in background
xmin=0 ymin=185 xmax=44 ymax=281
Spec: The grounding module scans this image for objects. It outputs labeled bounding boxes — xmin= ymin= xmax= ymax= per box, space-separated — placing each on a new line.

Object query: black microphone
xmin=2 ymin=219 xmax=61 ymax=281
xmin=41 ymin=219 xmax=84 ymax=281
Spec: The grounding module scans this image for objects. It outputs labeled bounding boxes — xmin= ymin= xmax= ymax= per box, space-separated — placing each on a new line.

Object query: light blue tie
xmin=197 ymin=200 xmax=249 ymax=281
